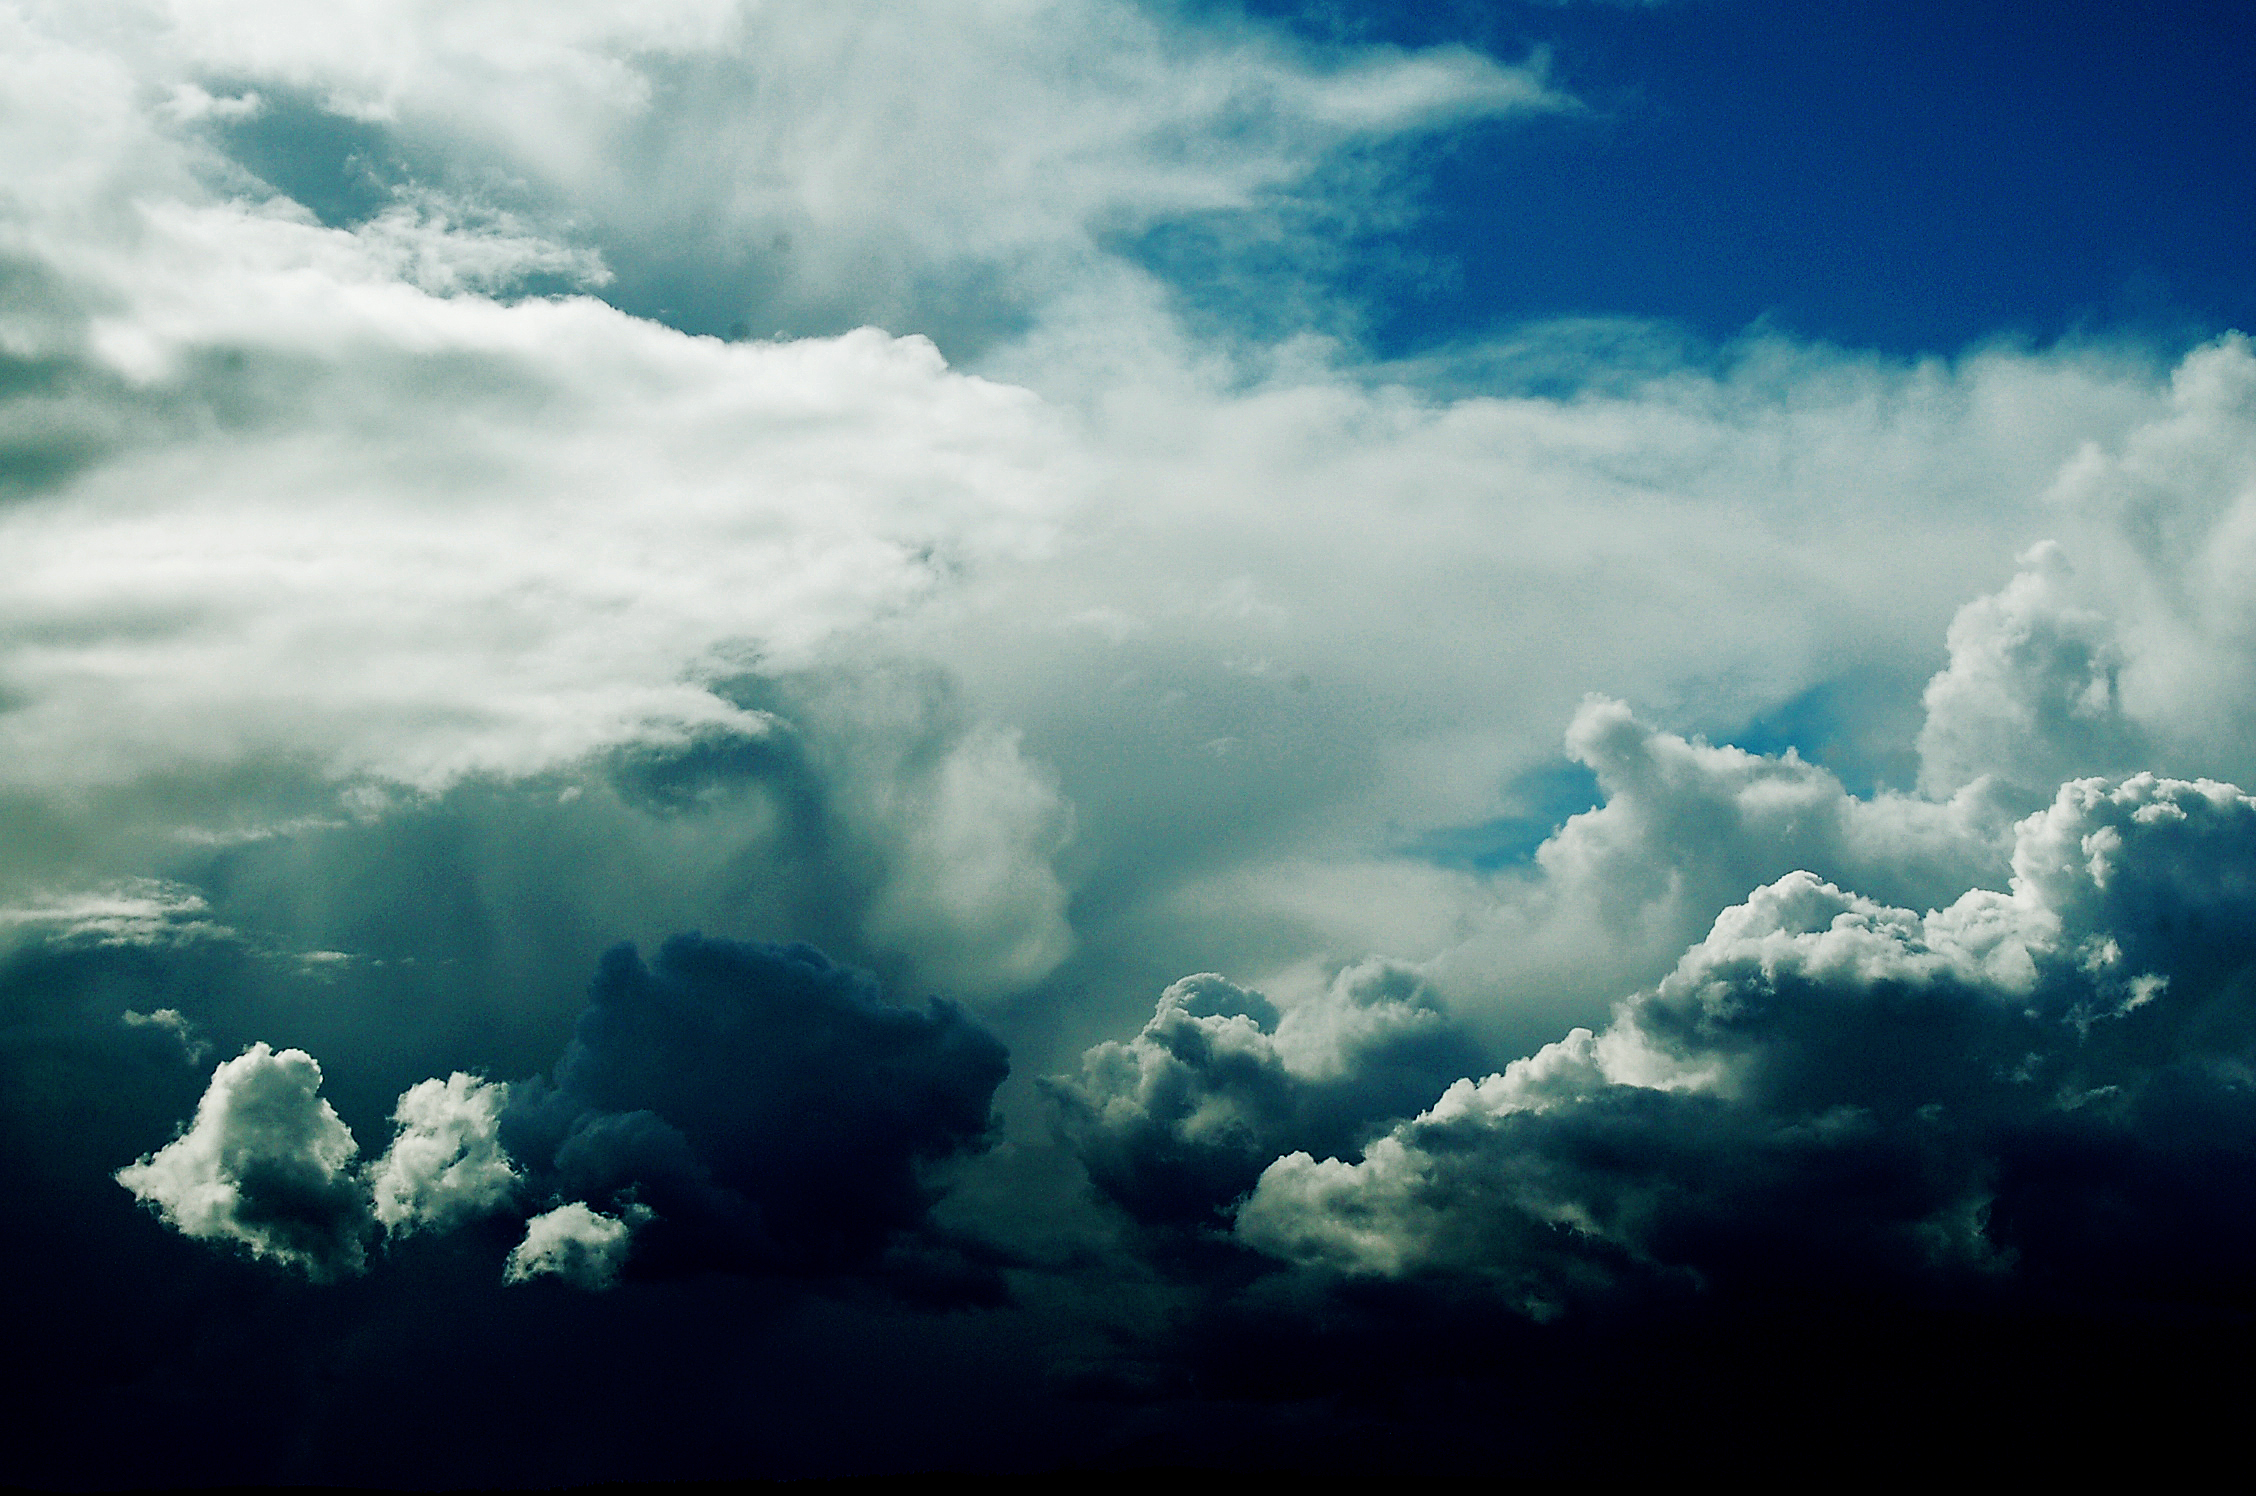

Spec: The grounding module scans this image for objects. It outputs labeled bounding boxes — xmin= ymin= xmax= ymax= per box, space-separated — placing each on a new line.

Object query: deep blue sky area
xmin=1226 ymin=0 xmax=2256 ymax=357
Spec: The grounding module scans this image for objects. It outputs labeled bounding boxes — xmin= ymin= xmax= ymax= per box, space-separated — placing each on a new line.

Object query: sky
xmin=4 ymin=0 xmax=2256 ymax=1484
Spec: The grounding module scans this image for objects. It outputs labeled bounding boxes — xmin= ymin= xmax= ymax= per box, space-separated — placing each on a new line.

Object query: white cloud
xmin=114 ymin=1042 xmax=371 ymax=1280
xmin=0 ymin=880 xmax=233 ymax=948
xmin=367 ymin=1072 xmax=519 ymax=1236
xmin=1046 ymin=961 xmax=1473 ymax=1225
xmin=503 ymin=1200 xmax=638 ymax=1290
xmin=0 ymin=0 xmax=2240 ymax=1047
xmin=1918 ymin=336 xmax=2256 ymax=798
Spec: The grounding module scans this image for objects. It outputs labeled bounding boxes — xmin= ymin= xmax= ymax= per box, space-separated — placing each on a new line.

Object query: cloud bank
xmin=3 ymin=0 xmax=2253 ymax=1481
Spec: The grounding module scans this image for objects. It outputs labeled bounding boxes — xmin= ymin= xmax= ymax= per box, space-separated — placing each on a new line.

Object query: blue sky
xmin=5 ymin=1 xmax=2256 ymax=1482
xmin=1224 ymin=0 xmax=2256 ymax=356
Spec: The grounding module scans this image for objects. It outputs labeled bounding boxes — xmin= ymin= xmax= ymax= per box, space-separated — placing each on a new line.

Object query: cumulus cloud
xmin=1046 ymin=963 xmax=1478 ymax=1227
xmin=1917 ymin=544 xmax=2147 ymax=798
xmin=503 ymin=1201 xmax=640 ymax=1290
xmin=1420 ymin=698 xmax=2018 ymax=1035
xmin=504 ymin=934 xmax=1011 ymax=1289
xmin=367 ymin=1072 xmax=518 ymax=1236
xmin=1918 ymin=336 xmax=2256 ymax=798
xmin=110 ymin=931 xmax=1007 ymax=1298
xmin=115 ymin=1042 xmax=371 ymax=1281
xmin=1234 ymin=769 xmax=2256 ymax=1318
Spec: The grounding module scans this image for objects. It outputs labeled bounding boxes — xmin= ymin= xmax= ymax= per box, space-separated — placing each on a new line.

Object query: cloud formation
xmin=1046 ymin=962 xmax=1478 ymax=1227
xmin=6 ymin=0 xmax=2254 ymax=1480
xmin=367 ymin=1072 xmax=519 ymax=1237
xmin=504 ymin=1201 xmax=640 ymax=1290
xmin=1921 ymin=336 xmax=2256 ymax=799
xmin=115 ymin=1042 xmax=371 ymax=1281
xmin=505 ymin=933 xmax=1011 ymax=1289
xmin=1235 ymin=770 xmax=2256 ymax=1318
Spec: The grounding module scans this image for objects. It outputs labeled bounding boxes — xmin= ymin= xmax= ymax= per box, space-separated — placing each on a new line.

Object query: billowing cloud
xmin=503 ymin=1200 xmax=640 ymax=1290
xmin=1046 ymin=962 xmax=1478 ymax=1227
xmin=1235 ymin=770 xmax=2256 ymax=1318
xmin=505 ymin=934 xmax=1011 ymax=1290
xmin=7 ymin=0 xmax=2255 ymax=1480
xmin=367 ymin=1072 xmax=518 ymax=1236
xmin=1421 ymin=698 xmax=2018 ymax=1044
xmin=115 ymin=1042 xmax=371 ymax=1281
xmin=1919 ymin=336 xmax=2256 ymax=799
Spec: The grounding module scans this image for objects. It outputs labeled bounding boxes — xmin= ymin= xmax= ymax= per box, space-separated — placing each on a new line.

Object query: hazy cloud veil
xmin=4 ymin=0 xmax=2253 ymax=1483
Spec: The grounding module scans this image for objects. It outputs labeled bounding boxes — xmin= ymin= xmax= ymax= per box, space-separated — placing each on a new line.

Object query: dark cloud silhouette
xmin=505 ymin=934 xmax=1011 ymax=1292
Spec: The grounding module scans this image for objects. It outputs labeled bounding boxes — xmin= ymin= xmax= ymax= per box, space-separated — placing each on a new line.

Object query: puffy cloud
xmin=505 ymin=934 xmax=1011 ymax=1288
xmin=1917 ymin=545 xmax=2147 ymax=798
xmin=115 ymin=1042 xmax=371 ymax=1281
xmin=503 ymin=1201 xmax=639 ymax=1291
xmin=1918 ymin=336 xmax=2256 ymax=798
xmin=1045 ymin=962 xmax=1479 ymax=1227
xmin=1405 ymin=698 xmax=2019 ymax=1049
xmin=109 ymin=933 xmax=1007 ymax=1296
xmin=367 ymin=1072 xmax=518 ymax=1236
xmin=1235 ymin=769 xmax=2256 ymax=1318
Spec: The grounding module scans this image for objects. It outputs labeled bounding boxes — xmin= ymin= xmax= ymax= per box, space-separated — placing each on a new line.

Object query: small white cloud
xmin=503 ymin=1201 xmax=640 ymax=1290
xmin=120 ymin=1007 xmax=210 ymax=1063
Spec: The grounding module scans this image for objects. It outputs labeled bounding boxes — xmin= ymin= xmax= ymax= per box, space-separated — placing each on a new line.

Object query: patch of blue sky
xmin=1711 ymin=666 xmax=1931 ymax=798
xmin=1195 ymin=0 xmax=2256 ymax=360
xmin=211 ymin=91 xmax=404 ymax=228
xmin=1402 ymin=755 xmax=1602 ymax=871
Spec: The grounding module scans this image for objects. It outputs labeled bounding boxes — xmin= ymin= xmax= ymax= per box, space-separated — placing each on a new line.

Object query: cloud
xmin=1917 ymin=544 xmax=2148 ymax=798
xmin=0 ymin=881 xmax=234 ymax=949
xmin=119 ymin=1006 xmax=210 ymax=1062
xmin=367 ymin=1072 xmax=518 ymax=1236
xmin=107 ymin=929 xmax=1008 ymax=1300
xmin=1918 ymin=336 xmax=2256 ymax=799
xmin=505 ymin=934 xmax=1011 ymax=1289
xmin=114 ymin=1042 xmax=371 ymax=1280
xmin=1234 ymin=769 xmax=2256 ymax=1319
xmin=503 ymin=1200 xmax=640 ymax=1290
xmin=1045 ymin=962 xmax=1479 ymax=1227
xmin=1415 ymin=698 xmax=2019 ymax=1042
xmin=132 ymin=0 xmax=1563 ymax=346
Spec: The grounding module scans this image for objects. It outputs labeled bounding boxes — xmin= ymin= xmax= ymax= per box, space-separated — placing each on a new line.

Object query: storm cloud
xmin=504 ymin=934 xmax=1011 ymax=1289
xmin=1236 ymin=771 xmax=2256 ymax=1318
xmin=6 ymin=0 xmax=2256 ymax=1482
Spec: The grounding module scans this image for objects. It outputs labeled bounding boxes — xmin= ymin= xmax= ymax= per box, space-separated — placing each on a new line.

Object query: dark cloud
xmin=1045 ymin=963 xmax=1480 ymax=1228
xmin=505 ymin=934 xmax=1011 ymax=1293
xmin=1233 ymin=773 xmax=2256 ymax=1326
